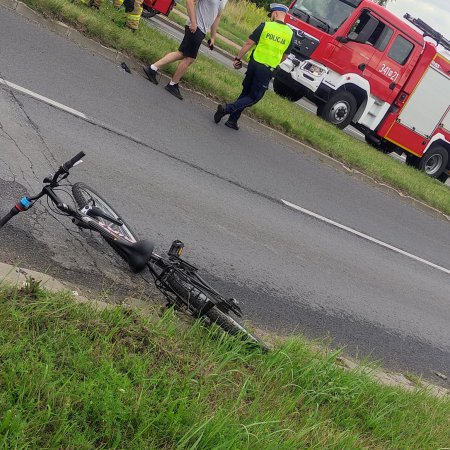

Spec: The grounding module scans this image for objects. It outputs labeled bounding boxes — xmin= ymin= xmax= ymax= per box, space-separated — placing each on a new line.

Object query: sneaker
xmin=143 ymin=66 xmax=158 ymax=85
xmin=225 ymin=120 xmax=239 ymax=130
xmin=165 ymin=83 xmax=183 ymax=100
xmin=214 ymin=104 xmax=227 ymax=124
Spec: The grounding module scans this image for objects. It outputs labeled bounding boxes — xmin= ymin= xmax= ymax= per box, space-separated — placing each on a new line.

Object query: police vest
xmin=252 ymin=21 xmax=293 ymax=68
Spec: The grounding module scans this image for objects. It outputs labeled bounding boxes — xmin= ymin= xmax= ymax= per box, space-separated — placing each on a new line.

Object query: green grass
xmin=1 ymin=282 xmax=449 ymax=448
xmin=20 ymin=0 xmax=450 ymax=217
xmin=212 ymin=35 xmax=242 ymax=55
xmin=219 ymin=0 xmax=267 ymax=41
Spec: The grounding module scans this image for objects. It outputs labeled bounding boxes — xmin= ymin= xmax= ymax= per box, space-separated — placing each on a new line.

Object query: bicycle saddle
xmin=107 ymin=238 xmax=154 ymax=273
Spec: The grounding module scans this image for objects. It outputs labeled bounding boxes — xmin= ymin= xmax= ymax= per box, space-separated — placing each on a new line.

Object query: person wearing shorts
xmin=179 ymin=26 xmax=205 ymax=59
xmin=144 ymin=0 xmax=227 ymax=100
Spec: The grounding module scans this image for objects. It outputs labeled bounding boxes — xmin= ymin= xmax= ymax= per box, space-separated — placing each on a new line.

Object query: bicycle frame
xmin=1 ymin=152 xmax=243 ymax=320
xmin=147 ymin=253 xmax=243 ymax=318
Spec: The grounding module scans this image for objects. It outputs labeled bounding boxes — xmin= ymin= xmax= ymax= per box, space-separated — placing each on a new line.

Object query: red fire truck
xmin=273 ymin=0 xmax=450 ymax=181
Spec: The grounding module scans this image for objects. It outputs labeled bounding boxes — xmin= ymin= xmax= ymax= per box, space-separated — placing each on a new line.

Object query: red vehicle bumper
xmin=143 ymin=0 xmax=175 ymax=15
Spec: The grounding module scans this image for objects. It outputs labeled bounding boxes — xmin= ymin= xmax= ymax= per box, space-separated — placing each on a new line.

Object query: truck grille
xmin=292 ymin=30 xmax=320 ymax=59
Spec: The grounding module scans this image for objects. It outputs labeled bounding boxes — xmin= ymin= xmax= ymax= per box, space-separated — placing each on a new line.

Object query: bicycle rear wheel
xmin=72 ymin=182 xmax=137 ymax=243
xmin=164 ymin=271 xmax=268 ymax=351
xmin=204 ymin=305 xmax=269 ymax=352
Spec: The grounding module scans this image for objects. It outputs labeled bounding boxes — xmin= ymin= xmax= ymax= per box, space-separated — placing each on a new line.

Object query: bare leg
xmin=171 ymin=57 xmax=195 ymax=83
xmin=154 ymin=51 xmax=184 ymax=69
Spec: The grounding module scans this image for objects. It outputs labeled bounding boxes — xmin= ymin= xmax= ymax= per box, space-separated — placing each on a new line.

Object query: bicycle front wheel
xmin=72 ymin=182 xmax=137 ymax=243
xmin=164 ymin=271 xmax=268 ymax=351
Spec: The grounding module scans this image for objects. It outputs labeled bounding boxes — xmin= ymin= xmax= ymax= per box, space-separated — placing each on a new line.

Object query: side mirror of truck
xmin=336 ymin=36 xmax=349 ymax=43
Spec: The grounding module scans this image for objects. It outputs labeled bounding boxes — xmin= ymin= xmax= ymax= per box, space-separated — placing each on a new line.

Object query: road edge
xmin=0 ymin=261 xmax=112 ymax=311
xmin=1 ymin=259 xmax=448 ymax=398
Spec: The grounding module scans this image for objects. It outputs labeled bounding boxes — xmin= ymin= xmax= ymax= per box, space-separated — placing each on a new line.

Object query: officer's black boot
xmin=225 ymin=120 xmax=239 ymax=130
xmin=214 ymin=104 xmax=227 ymax=124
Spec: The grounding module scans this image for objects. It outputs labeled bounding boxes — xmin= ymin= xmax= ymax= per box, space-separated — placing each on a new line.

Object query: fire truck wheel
xmin=418 ymin=145 xmax=449 ymax=178
xmin=319 ymin=91 xmax=357 ymax=129
xmin=273 ymin=78 xmax=304 ymax=102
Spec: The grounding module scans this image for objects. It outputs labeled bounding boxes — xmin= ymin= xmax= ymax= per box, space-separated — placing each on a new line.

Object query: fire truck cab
xmin=274 ymin=0 xmax=450 ymax=180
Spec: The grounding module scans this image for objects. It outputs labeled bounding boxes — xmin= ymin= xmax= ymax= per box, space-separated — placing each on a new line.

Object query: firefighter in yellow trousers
xmin=114 ymin=0 xmax=144 ymax=31
xmin=79 ymin=0 xmax=145 ymax=31
xmin=79 ymin=0 xmax=144 ymax=31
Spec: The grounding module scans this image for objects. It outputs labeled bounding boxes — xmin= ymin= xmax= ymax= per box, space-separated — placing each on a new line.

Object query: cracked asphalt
xmin=0 ymin=5 xmax=449 ymax=385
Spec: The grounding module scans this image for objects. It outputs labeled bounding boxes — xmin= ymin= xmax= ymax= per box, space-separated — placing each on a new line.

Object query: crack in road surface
xmin=2 ymin=75 xmax=449 ymax=279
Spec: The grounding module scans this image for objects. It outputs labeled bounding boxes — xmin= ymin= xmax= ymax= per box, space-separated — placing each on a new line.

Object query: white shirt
xmin=186 ymin=0 xmax=228 ymax=34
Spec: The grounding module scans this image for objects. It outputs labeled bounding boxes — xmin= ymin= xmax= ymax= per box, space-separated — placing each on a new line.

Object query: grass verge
xmin=1 ymin=282 xmax=449 ymax=448
xmin=219 ymin=0 xmax=267 ymax=40
xmin=19 ymin=0 xmax=450 ymax=216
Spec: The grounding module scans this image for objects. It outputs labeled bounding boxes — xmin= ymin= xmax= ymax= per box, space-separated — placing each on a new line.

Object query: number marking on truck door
xmin=379 ymin=64 xmax=399 ymax=81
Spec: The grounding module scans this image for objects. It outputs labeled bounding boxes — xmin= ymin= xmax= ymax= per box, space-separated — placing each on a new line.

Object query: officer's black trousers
xmin=225 ymin=60 xmax=272 ymax=124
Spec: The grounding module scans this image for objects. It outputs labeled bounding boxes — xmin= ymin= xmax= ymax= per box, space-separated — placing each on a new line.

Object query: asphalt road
xmin=0 ymin=6 xmax=449 ymax=384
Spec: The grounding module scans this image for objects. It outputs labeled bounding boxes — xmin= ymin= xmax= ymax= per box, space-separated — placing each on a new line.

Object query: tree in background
xmin=377 ymin=0 xmax=395 ymax=6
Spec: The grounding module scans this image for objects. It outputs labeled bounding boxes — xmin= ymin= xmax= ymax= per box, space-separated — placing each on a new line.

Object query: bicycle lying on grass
xmin=0 ymin=152 xmax=268 ymax=351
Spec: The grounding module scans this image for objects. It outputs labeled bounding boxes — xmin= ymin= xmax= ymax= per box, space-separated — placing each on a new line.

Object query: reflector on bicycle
xmin=168 ymin=240 xmax=184 ymax=257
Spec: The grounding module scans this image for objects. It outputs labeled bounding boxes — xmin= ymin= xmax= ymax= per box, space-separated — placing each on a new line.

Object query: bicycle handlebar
xmin=0 ymin=152 xmax=86 ymax=228
xmin=0 ymin=207 xmax=20 ymax=228
xmin=62 ymin=151 xmax=85 ymax=172
xmin=50 ymin=151 xmax=85 ymax=185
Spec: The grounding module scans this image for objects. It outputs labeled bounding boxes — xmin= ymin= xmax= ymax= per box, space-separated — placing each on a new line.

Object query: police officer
xmin=214 ymin=3 xmax=293 ymax=130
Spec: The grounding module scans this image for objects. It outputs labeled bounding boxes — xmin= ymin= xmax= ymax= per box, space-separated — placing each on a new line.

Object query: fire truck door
xmin=327 ymin=11 xmax=376 ymax=79
xmin=367 ymin=27 xmax=418 ymax=104
xmin=332 ymin=10 xmax=417 ymax=104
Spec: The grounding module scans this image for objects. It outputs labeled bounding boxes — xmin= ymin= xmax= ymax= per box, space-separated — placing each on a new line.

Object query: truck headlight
xmin=303 ymin=62 xmax=326 ymax=77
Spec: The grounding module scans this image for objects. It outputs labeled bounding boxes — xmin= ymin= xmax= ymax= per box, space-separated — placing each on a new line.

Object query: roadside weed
xmin=0 ymin=287 xmax=448 ymax=448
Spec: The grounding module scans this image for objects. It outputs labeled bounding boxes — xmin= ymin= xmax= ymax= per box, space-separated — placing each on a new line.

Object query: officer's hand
xmin=189 ymin=22 xmax=197 ymax=33
xmin=233 ymin=58 xmax=242 ymax=70
xmin=208 ymin=38 xmax=215 ymax=51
